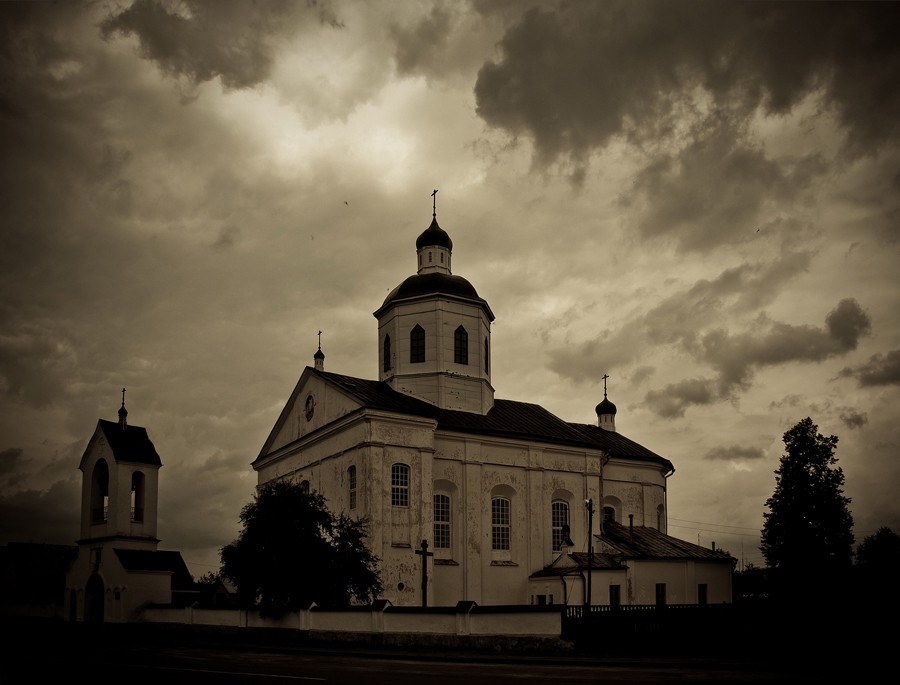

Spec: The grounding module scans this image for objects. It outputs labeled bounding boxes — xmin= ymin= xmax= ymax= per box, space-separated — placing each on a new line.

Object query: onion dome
xmin=118 ymin=388 xmax=128 ymax=429
xmin=416 ymin=217 xmax=453 ymax=250
xmin=595 ymin=396 xmax=617 ymax=417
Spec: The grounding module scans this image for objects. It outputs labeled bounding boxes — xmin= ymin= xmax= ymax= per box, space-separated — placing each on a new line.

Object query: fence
xmin=139 ymin=601 xmax=569 ymax=653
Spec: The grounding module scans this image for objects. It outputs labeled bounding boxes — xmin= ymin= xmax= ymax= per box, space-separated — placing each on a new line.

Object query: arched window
xmin=348 ymin=465 xmax=357 ymax=510
xmin=491 ymin=497 xmax=510 ymax=550
xmin=410 ymin=325 xmax=425 ymax=363
xmin=603 ymin=506 xmax=616 ymax=523
xmin=484 ymin=336 xmax=490 ymax=374
xmin=454 ymin=325 xmax=468 ymax=364
xmin=434 ymin=494 xmax=450 ymax=549
xmin=391 ymin=464 xmax=409 ymax=507
xmin=383 ymin=335 xmax=391 ymax=372
xmin=90 ymin=460 xmax=109 ymax=523
xmin=551 ymin=500 xmax=569 ymax=551
xmin=300 ymin=480 xmax=310 ymax=495
xmin=131 ymin=471 xmax=145 ymax=522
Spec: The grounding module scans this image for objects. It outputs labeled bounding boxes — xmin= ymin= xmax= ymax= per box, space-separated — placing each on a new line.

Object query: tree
xmin=220 ymin=479 xmax=382 ymax=618
xmin=855 ymin=527 xmax=900 ymax=604
xmin=760 ymin=417 xmax=854 ymax=599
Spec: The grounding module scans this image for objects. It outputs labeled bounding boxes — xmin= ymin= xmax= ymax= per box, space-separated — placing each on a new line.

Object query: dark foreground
xmin=0 ymin=616 xmax=882 ymax=684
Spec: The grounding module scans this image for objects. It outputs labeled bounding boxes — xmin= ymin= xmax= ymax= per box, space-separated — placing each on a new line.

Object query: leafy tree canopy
xmin=855 ymin=526 xmax=900 ymax=570
xmin=855 ymin=526 xmax=900 ymax=598
xmin=760 ymin=417 xmax=854 ymax=594
xmin=220 ymin=479 xmax=382 ymax=618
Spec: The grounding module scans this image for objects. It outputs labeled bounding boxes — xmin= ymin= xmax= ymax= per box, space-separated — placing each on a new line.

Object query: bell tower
xmin=374 ymin=192 xmax=495 ymax=413
xmin=66 ymin=391 xmax=164 ymax=622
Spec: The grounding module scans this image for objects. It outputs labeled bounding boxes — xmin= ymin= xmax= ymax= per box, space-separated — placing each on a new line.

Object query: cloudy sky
xmin=2 ymin=0 xmax=898 ymax=578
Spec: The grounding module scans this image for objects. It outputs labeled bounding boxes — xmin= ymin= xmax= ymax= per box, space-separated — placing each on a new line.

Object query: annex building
xmin=253 ymin=209 xmax=733 ymax=608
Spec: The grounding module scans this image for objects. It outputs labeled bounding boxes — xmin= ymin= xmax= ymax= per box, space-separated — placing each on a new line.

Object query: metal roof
xmin=96 ymin=419 xmax=162 ymax=466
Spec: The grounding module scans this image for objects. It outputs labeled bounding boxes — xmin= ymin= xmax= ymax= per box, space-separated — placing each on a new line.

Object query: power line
xmin=669 ymin=517 xmax=761 ymax=532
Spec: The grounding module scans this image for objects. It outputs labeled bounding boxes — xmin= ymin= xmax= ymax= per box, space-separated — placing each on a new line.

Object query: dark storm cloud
xmin=699 ymin=298 xmax=871 ymax=392
xmin=646 ymin=298 xmax=871 ymax=418
xmin=100 ymin=0 xmax=342 ymax=90
xmin=0 ymin=480 xmax=79 ymax=546
xmin=475 ymin=1 xmax=900 ymax=161
xmin=703 ymin=445 xmax=765 ymax=462
xmin=625 ymin=124 xmax=827 ymax=251
xmin=475 ymin=1 xmax=900 ymax=246
xmin=839 ymin=410 xmax=868 ymax=430
xmin=547 ymin=250 xmax=813 ymax=380
xmin=392 ymin=4 xmax=454 ymax=76
xmin=839 ymin=350 xmax=900 ymax=387
xmin=645 ymin=378 xmax=716 ymax=419
xmin=0 ymin=448 xmax=25 ymax=479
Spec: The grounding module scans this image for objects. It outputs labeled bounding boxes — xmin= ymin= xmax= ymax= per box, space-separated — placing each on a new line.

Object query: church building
xmin=252 ymin=207 xmax=733 ymax=607
xmin=64 ymin=394 xmax=194 ymax=622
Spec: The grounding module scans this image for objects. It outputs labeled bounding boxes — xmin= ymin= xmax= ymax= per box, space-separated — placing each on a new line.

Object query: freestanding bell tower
xmin=65 ymin=391 xmax=180 ymax=623
xmin=374 ymin=194 xmax=495 ymax=414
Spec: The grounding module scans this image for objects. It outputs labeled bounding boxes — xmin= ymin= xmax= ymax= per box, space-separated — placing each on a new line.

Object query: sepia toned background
xmin=1 ymin=0 xmax=898 ymax=578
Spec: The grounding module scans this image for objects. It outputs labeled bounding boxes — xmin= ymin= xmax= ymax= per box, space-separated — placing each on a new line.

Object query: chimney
xmin=712 ymin=541 xmax=716 ymax=552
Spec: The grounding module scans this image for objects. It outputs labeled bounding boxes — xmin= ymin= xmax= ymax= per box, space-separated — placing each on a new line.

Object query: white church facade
xmin=252 ymin=210 xmax=734 ymax=608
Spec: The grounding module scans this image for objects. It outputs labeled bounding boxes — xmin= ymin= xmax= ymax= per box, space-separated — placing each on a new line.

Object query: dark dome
xmin=595 ymin=397 xmax=617 ymax=416
xmin=314 ymin=348 xmax=325 ymax=359
xmin=416 ymin=217 xmax=453 ymax=250
xmin=375 ymin=272 xmax=494 ymax=320
xmin=382 ymin=272 xmax=479 ymax=306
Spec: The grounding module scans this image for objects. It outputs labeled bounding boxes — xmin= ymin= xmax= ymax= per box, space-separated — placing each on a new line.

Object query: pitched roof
xmin=113 ymin=549 xmax=193 ymax=589
xmin=96 ymin=419 xmax=162 ymax=466
xmin=529 ymin=552 xmax=625 ymax=577
xmin=258 ymin=368 xmax=673 ymax=467
xmin=530 ymin=523 xmax=733 ymax=579
xmin=597 ymin=521 xmax=733 ymax=562
xmin=567 ymin=423 xmax=673 ymax=470
xmin=310 ymin=369 xmax=611 ymax=450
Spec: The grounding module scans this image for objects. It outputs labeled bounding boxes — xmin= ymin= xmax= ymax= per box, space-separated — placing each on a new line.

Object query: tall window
xmin=609 ymin=584 xmax=621 ymax=607
xmin=90 ymin=460 xmax=109 ymax=523
xmin=300 ymin=480 xmax=310 ymax=495
xmin=348 ymin=465 xmax=357 ymax=510
xmin=454 ymin=325 xmax=468 ymax=364
xmin=391 ymin=464 xmax=409 ymax=507
xmin=491 ymin=497 xmax=510 ymax=550
xmin=130 ymin=471 xmax=145 ymax=522
xmin=383 ymin=335 xmax=391 ymax=372
xmin=551 ymin=500 xmax=569 ymax=551
xmin=603 ymin=506 xmax=616 ymax=523
xmin=484 ymin=337 xmax=490 ymax=373
xmin=655 ymin=583 xmax=667 ymax=607
xmin=434 ymin=494 xmax=451 ymax=549
xmin=410 ymin=325 xmax=425 ymax=363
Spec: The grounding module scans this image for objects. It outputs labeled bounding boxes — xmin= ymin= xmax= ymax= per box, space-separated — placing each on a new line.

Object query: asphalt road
xmin=0 ymin=618 xmax=877 ymax=684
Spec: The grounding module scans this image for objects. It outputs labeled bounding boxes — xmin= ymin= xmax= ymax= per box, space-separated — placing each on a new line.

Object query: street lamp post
xmin=585 ymin=498 xmax=593 ymax=608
